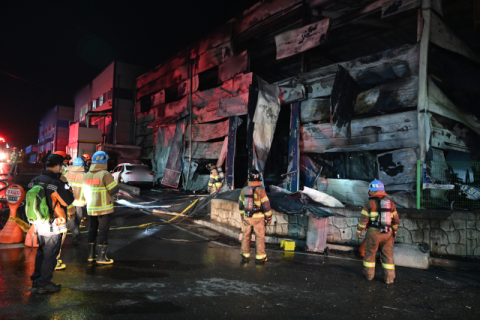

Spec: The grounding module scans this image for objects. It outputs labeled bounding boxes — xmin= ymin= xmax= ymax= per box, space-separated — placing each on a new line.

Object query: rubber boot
xmin=384 ymin=269 xmax=395 ymax=284
xmin=363 ymin=267 xmax=375 ymax=281
xmin=241 ymin=253 xmax=250 ymax=263
xmin=88 ymin=243 xmax=96 ymax=262
xmin=255 ymin=257 xmax=268 ymax=264
xmin=96 ymin=245 xmax=114 ymax=265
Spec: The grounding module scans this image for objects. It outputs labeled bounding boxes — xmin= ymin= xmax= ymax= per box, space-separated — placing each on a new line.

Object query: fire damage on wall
xmin=134 ymin=0 xmax=480 ymax=208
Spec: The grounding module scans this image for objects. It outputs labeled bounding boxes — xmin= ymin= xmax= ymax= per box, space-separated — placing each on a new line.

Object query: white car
xmin=111 ymin=163 xmax=154 ymax=185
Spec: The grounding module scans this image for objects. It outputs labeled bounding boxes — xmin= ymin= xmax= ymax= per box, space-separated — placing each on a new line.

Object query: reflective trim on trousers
xmin=242 ymin=253 xmax=250 ymax=258
xmin=256 ymin=254 xmax=266 ymax=260
xmin=363 ymin=261 xmax=375 ymax=268
xmin=382 ymin=263 xmax=395 ymax=270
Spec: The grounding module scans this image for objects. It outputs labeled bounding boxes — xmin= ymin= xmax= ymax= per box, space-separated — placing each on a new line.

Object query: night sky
xmin=0 ymin=0 xmax=259 ymax=149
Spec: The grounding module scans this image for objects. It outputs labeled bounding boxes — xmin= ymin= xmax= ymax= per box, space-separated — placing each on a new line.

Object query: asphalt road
xmin=1 ymin=206 xmax=480 ymax=320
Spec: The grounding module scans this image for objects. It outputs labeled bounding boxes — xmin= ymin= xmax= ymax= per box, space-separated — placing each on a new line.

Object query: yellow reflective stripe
xmin=87 ymin=204 xmax=114 ymax=210
xmin=67 ymin=204 xmax=74 ymax=209
xmin=363 ymin=261 xmax=375 ymax=268
xmin=261 ymin=197 xmax=269 ymax=203
xmin=370 ymin=212 xmax=379 ymax=216
xmin=251 ymin=213 xmax=265 ymax=218
xmin=210 ymin=175 xmax=219 ymax=178
xmin=361 ymin=210 xmax=369 ymax=216
xmin=392 ymin=225 xmax=399 ymax=230
xmin=382 ymin=263 xmax=395 ymax=270
xmin=70 ymin=183 xmax=83 ymax=187
xmin=106 ymin=181 xmax=118 ymax=190
xmin=392 ymin=211 xmax=398 ymax=216
xmin=264 ymin=211 xmax=272 ymax=217
xmin=102 ymin=191 xmax=107 ymax=207
xmin=356 ymin=230 xmax=361 ymax=234
xmin=357 ymin=222 xmax=366 ymax=229
xmin=239 ymin=210 xmax=245 ymax=213
xmin=242 ymin=253 xmax=250 ymax=258
xmin=256 ymin=254 xmax=266 ymax=259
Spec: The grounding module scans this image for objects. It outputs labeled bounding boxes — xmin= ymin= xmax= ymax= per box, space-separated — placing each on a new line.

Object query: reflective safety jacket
xmin=357 ymin=191 xmax=399 ymax=233
xmin=208 ymin=168 xmax=223 ymax=192
xmin=66 ymin=165 xmax=87 ymax=206
xmin=238 ymin=181 xmax=272 ymax=221
xmin=80 ymin=163 xmax=119 ymax=216
xmin=28 ymin=170 xmax=75 ymax=235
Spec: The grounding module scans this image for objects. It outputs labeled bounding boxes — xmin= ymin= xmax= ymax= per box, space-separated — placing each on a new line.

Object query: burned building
xmin=135 ymin=0 xmax=480 ymax=206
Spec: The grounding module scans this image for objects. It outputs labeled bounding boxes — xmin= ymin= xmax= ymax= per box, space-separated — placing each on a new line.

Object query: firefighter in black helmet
xmin=238 ymin=170 xmax=272 ymax=263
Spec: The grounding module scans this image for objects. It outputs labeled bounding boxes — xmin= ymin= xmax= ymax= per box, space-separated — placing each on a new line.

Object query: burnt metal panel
xmin=381 ymin=0 xmax=421 ymax=19
xmin=226 ymin=117 xmax=241 ymax=189
xmin=185 ymin=119 xmax=229 ymax=142
xmin=330 ymin=65 xmax=357 ymax=138
xmin=218 ymin=50 xmax=248 ymax=84
xmin=217 ymin=93 xmax=249 ymax=117
xmin=300 ymin=98 xmax=330 ymax=123
xmin=275 ymin=18 xmax=330 ymax=60
xmin=161 ymin=119 xmax=186 ymax=188
xmin=377 ymin=148 xmax=418 ymax=186
xmin=300 ymin=154 xmax=322 ymax=188
xmin=283 ymin=102 xmax=300 ymax=192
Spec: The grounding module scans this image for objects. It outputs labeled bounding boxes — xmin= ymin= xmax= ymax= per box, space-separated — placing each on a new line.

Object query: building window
xmin=92 ymin=100 xmax=97 ymax=110
xmin=99 ymin=95 xmax=104 ymax=106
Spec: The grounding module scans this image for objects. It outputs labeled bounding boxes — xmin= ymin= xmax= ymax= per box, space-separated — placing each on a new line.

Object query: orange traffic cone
xmin=0 ymin=185 xmax=25 ymax=244
xmin=24 ymin=225 xmax=39 ymax=248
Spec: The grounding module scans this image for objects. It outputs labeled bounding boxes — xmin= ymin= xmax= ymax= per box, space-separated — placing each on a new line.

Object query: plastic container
xmin=280 ymin=240 xmax=296 ymax=251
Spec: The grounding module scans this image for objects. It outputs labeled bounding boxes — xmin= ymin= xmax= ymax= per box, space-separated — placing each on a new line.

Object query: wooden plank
xmin=354 ymin=76 xmax=418 ymax=115
xmin=330 ymin=65 xmax=357 ymax=138
xmin=216 ymin=136 xmax=229 ymax=167
xmin=161 ymin=119 xmax=186 ymax=188
xmin=218 ymin=92 xmax=249 ymax=117
xmin=185 ymin=119 xmax=229 ymax=142
xmin=430 ymin=11 xmax=480 ymax=65
xmin=218 ymin=50 xmax=248 ymax=83
xmin=137 ymin=65 xmax=188 ymax=99
xmin=301 ymin=110 xmax=419 ymax=153
xmin=275 ymin=18 xmax=330 ymax=60
xmin=197 ymin=41 xmax=233 ymax=74
xmin=377 ymin=148 xmax=418 ymax=186
xmin=279 ymin=83 xmax=305 ymax=105
xmin=136 ymin=50 xmax=187 ymax=89
xmin=235 ymin=0 xmax=303 ymax=35
xmin=186 ymin=141 xmax=224 ymax=159
xmin=300 ymin=98 xmax=330 ymax=123
xmin=382 ymin=0 xmax=421 ymax=18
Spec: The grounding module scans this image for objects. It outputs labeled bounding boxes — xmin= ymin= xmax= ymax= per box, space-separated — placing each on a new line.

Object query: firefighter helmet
xmin=54 ymin=151 xmax=67 ymax=158
xmin=369 ymin=179 xmax=385 ymax=192
xmin=73 ymin=157 xmax=85 ymax=166
xmin=83 ymin=154 xmax=91 ymax=161
xmin=248 ymin=169 xmax=261 ymax=182
xmin=92 ymin=151 xmax=109 ymax=164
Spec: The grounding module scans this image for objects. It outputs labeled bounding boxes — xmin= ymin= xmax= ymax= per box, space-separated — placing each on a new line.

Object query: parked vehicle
xmin=111 ymin=163 xmax=154 ymax=185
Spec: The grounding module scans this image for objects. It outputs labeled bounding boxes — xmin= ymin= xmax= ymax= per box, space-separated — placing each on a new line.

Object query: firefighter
xmin=356 ymin=180 xmax=399 ymax=284
xmin=10 ymin=147 xmax=22 ymax=163
xmin=80 ymin=151 xmax=119 ymax=265
xmin=238 ymin=170 xmax=272 ymax=263
xmin=28 ymin=153 xmax=75 ymax=292
xmin=206 ymin=163 xmax=223 ymax=194
xmin=66 ymin=157 xmax=88 ymax=242
xmin=53 ymin=151 xmax=69 ymax=182
xmin=82 ymin=154 xmax=92 ymax=170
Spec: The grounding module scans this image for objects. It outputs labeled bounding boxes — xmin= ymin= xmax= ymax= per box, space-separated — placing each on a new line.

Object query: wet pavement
xmin=1 ymin=206 xmax=480 ymax=319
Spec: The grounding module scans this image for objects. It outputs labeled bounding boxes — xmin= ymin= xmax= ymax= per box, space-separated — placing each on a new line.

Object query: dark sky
xmin=0 ymin=0 xmax=259 ymax=149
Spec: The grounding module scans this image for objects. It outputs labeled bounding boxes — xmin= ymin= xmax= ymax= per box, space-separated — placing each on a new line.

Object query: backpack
xmin=25 ymin=185 xmax=52 ymax=223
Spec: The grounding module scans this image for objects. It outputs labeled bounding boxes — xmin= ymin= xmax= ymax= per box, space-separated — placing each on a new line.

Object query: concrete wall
xmin=211 ymin=199 xmax=480 ymax=258
xmin=211 ymin=199 xmax=309 ymax=239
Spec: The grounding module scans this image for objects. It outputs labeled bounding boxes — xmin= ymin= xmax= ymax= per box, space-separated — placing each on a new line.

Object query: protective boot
xmin=87 ymin=243 xmax=96 ymax=262
xmin=363 ymin=267 xmax=375 ymax=281
xmin=255 ymin=257 xmax=268 ymax=264
xmin=384 ymin=269 xmax=395 ymax=284
xmin=96 ymin=245 xmax=114 ymax=265
xmin=241 ymin=253 xmax=250 ymax=263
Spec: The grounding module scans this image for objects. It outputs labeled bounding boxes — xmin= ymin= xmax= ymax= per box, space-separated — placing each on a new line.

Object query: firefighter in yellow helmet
xmin=206 ymin=163 xmax=223 ymax=194
xmin=238 ymin=170 xmax=272 ymax=263
xmin=80 ymin=151 xmax=119 ymax=265
xmin=357 ymin=180 xmax=399 ymax=284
